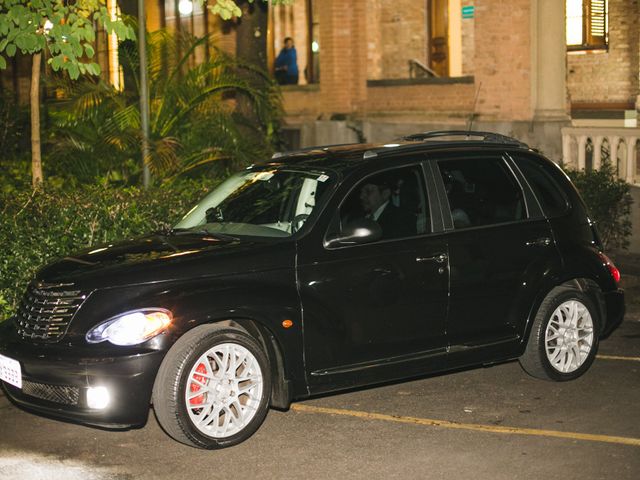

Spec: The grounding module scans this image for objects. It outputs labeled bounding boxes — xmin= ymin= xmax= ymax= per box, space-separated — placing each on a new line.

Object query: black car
xmin=0 ymin=131 xmax=624 ymax=449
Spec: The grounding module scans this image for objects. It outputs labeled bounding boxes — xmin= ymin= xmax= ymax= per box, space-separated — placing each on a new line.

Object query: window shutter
xmin=586 ymin=0 xmax=607 ymax=47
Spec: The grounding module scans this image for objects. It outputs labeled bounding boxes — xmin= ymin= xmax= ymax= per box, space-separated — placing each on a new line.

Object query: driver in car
xmin=358 ymin=176 xmax=416 ymax=239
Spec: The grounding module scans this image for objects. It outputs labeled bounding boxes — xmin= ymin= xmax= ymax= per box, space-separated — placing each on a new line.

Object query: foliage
xmin=0 ymin=0 xmax=134 ymax=78
xmin=198 ymin=0 xmax=293 ymax=20
xmin=0 ymin=92 xmax=31 ymax=193
xmin=48 ymin=30 xmax=282 ymax=185
xmin=565 ymin=164 xmax=633 ymax=250
xmin=0 ymin=180 xmax=215 ymax=319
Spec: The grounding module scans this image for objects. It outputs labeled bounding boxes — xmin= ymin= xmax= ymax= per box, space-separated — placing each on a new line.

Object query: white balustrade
xmin=561 ymin=127 xmax=640 ymax=184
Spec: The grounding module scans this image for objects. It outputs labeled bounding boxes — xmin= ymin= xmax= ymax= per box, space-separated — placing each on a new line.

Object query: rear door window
xmin=437 ymin=157 xmax=526 ymax=229
xmin=512 ymin=155 xmax=569 ymax=218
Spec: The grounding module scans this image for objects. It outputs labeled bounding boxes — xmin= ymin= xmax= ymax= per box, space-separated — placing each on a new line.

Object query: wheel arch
xmin=521 ymin=276 xmax=606 ymax=350
xmin=206 ymin=317 xmax=293 ymax=410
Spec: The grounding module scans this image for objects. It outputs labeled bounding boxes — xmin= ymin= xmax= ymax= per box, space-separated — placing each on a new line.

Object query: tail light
xmin=598 ymin=253 xmax=621 ymax=284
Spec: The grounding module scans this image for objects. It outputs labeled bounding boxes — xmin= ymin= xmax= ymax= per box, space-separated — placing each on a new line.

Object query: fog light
xmin=87 ymin=386 xmax=110 ymax=409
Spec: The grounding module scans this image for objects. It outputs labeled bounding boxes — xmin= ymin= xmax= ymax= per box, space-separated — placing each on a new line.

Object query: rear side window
xmin=438 ymin=157 xmax=526 ymax=229
xmin=513 ymin=155 xmax=569 ymax=218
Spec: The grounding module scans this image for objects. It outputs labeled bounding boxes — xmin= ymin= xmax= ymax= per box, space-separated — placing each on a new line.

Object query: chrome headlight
xmin=86 ymin=309 xmax=172 ymax=346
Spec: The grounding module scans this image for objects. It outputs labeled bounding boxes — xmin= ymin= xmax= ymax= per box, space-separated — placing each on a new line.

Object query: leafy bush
xmin=48 ymin=30 xmax=282 ymax=185
xmin=0 ymin=92 xmax=31 ymax=194
xmin=565 ymin=164 xmax=633 ymax=250
xmin=0 ymin=180 xmax=214 ymax=319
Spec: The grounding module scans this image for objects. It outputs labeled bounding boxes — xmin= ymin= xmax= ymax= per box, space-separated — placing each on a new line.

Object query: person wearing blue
xmin=275 ymin=37 xmax=299 ymax=85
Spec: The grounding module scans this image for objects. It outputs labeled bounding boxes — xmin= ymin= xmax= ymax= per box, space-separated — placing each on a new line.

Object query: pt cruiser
xmin=0 ymin=131 xmax=624 ymax=448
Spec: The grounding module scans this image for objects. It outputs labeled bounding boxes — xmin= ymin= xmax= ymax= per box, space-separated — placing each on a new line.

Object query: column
xmin=611 ymin=136 xmax=620 ymax=168
xmin=626 ymin=137 xmax=638 ymax=184
xmin=593 ymin=136 xmax=603 ymax=170
xmin=577 ymin=136 xmax=587 ymax=171
xmin=562 ymin=131 xmax=572 ymax=167
xmin=533 ymin=0 xmax=569 ymax=120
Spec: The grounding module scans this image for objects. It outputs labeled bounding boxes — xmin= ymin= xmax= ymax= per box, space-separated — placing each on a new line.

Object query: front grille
xmin=14 ymin=283 xmax=87 ymax=343
xmin=21 ymin=380 xmax=80 ymax=405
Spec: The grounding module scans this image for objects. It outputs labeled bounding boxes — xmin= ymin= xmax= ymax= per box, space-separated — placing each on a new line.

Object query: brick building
xmin=2 ymin=0 xmax=639 ymax=164
xmin=147 ymin=0 xmax=638 ymax=165
xmin=264 ymin=0 xmax=639 ymax=164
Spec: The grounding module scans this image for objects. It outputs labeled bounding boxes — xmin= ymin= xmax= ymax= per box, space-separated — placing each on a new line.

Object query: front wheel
xmin=153 ymin=325 xmax=271 ymax=449
xmin=519 ymin=288 xmax=600 ymax=381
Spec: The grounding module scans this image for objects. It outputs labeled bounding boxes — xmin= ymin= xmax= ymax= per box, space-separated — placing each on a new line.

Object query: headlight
xmin=86 ymin=309 xmax=172 ymax=346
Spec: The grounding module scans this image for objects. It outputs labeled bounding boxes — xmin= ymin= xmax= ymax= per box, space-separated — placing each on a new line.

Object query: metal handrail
xmin=408 ymin=59 xmax=439 ymax=79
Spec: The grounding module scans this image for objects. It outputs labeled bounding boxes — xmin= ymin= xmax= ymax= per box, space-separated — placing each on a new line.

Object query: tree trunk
xmin=235 ymin=0 xmax=269 ymax=139
xmin=235 ymin=0 xmax=269 ymax=69
xmin=30 ymin=52 xmax=43 ymax=188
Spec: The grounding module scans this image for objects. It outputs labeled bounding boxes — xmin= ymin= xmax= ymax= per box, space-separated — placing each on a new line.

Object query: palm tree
xmin=49 ymin=29 xmax=282 ymax=185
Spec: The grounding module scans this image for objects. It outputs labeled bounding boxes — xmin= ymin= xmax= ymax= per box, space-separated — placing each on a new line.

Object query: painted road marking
xmin=292 ymin=404 xmax=640 ymax=447
xmin=597 ymin=354 xmax=640 ymax=362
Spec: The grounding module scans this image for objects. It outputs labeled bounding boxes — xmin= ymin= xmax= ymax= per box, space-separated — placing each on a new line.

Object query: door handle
xmin=416 ymin=253 xmax=448 ymax=264
xmin=525 ymin=237 xmax=552 ymax=247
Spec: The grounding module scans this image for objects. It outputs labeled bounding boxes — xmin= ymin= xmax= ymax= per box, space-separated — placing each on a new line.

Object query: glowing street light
xmin=178 ymin=0 xmax=194 ymax=16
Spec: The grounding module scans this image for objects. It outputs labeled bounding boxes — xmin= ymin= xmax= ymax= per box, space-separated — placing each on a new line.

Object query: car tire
xmin=519 ymin=287 xmax=600 ymax=381
xmin=152 ymin=324 xmax=271 ymax=449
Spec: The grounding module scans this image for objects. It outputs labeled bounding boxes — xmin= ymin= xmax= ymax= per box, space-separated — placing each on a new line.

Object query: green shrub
xmin=0 ymin=180 xmax=214 ymax=319
xmin=565 ymin=164 xmax=633 ymax=251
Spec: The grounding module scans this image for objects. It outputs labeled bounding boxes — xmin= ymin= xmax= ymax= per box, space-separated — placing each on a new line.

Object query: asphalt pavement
xmin=1 ymin=284 xmax=639 ymax=480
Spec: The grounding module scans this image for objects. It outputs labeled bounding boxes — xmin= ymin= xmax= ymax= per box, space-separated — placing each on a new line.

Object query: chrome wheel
xmin=185 ymin=342 xmax=264 ymax=438
xmin=544 ymin=300 xmax=594 ymax=374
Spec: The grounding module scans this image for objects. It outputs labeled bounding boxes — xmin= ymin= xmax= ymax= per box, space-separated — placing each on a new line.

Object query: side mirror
xmin=325 ymin=218 xmax=382 ymax=248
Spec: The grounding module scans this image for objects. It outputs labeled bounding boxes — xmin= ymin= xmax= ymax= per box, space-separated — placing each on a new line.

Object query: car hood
xmin=34 ymin=233 xmax=295 ymax=290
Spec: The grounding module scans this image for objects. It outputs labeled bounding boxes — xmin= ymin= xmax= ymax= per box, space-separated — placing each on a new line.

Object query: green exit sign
xmin=462 ymin=5 xmax=475 ymax=19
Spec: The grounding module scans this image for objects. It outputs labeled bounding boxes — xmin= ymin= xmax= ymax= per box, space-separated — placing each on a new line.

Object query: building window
xmin=270 ymin=0 xmax=319 ymax=85
xmin=566 ymin=0 xmax=608 ymax=51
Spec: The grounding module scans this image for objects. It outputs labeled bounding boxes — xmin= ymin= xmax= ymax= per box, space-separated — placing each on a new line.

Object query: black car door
xmin=296 ymin=161 xmax=450 ymax=393
xmin=432 ymin=152 xmax=562 ymax=361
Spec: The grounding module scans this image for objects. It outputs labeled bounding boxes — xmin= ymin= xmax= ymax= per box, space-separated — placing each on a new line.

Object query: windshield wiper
xmin=167 ymin=227 xmax=239 ymax=242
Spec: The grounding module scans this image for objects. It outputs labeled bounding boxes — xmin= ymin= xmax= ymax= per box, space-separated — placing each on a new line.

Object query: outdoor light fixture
xmin=178 ymin=0 xmax=194 ymax=16
xmin=86 ymin=386 xmax=110 ymax=410
xmin=311 ymin=41 xmax=320 ymax=53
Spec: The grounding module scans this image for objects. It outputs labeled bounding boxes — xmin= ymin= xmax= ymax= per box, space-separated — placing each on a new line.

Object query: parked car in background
xmin=0 ymin=131 xmax=624 ymax=449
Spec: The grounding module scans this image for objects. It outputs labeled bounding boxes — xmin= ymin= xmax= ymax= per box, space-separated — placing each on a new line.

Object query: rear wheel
xmin=153 ymin=325 xmax=271 ymax=449
xmin=519 ymin=288 xmax=599 ymax=381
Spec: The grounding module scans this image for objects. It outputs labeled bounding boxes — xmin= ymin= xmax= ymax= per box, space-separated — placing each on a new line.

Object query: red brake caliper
xmin=190 ymin=363 xmax=207 ymax=405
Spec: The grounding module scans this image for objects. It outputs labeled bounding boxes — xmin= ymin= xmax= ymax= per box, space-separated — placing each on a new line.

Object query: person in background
xmin=275 ymin=37 xmax=299 ymax=85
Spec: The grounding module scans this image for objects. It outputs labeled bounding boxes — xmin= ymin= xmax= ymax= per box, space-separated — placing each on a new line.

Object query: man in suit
xmin=359 ymin=177 xmax=416 ymax=239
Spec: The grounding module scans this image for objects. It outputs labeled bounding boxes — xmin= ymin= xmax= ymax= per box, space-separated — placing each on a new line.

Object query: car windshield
xmin=174 ymin=168 xmax=334 ymax=238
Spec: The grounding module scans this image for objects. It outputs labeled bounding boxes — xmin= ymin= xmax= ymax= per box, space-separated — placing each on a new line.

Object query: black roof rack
xmin=272 ymin=142 xmax=358 ymax=159
xmin=401 ymin=130 xmax=529 ymax=148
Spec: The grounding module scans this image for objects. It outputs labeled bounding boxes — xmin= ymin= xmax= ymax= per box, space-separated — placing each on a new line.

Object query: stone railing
xmin=561 ymin=127 xmax=640 ymax=184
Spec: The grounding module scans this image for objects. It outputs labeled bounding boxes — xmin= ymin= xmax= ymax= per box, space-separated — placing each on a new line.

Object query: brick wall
xmin=282 ymin=86 xmax=322 ymax=119
xmin=316 ymin=0 xmax=368 ymax=114
xmin=567 ymin=0 xmax=640 ymax=107
xmin=461 ymin=0 xmax=475 ymax=75
xmin=473 ymin=0 xmax=532 ymax=120
xmin=378 ymin=0 xmax=427 ymax=80
xmin=365 ymin=82 xmax=476 ymax=113
xmin=366 ymin=0 xmax=383 ymax=79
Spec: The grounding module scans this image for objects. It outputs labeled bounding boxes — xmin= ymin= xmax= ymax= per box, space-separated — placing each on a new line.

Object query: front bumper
xmin=0 ymin=320 xmax=166 ymax=428
xmin=602 ymin=288 xmax=625 ymax=338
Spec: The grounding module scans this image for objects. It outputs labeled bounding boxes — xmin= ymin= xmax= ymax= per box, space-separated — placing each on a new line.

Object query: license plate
xmin=0 ymin=353 xmax=22 ymax=389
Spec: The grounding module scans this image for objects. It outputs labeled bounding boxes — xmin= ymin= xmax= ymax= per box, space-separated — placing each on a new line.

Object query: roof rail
xmin=402 ymin=130 xmax=529 ymax=148
xmin=271 ymin=142 xmax=358 ymax=159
